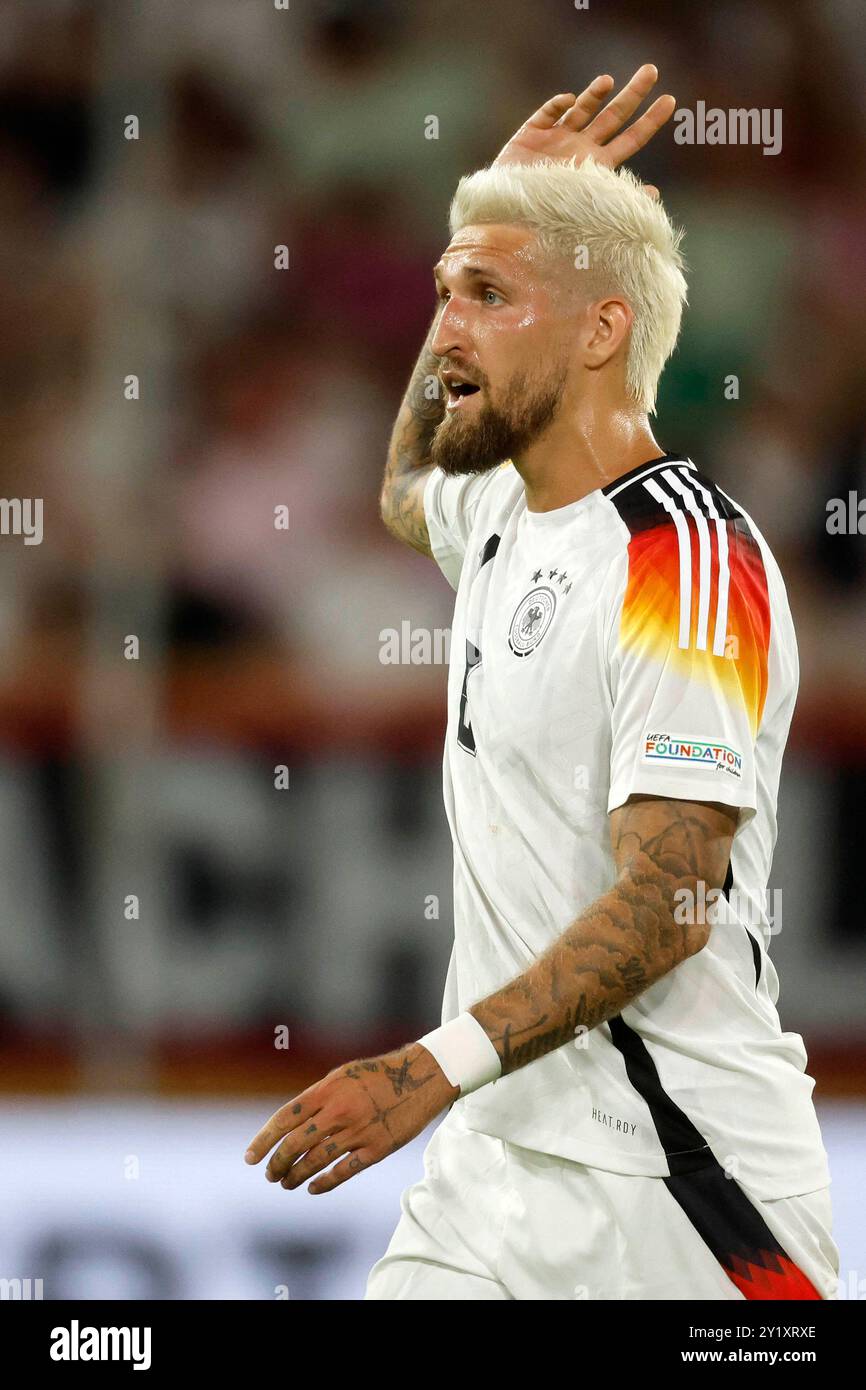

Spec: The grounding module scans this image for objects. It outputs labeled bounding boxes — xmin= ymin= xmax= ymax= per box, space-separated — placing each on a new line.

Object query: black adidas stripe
xmin=479 ymin=533 xmax=500 ymax=567
xmin=607 ymin=1015 xmax=713 ymax=1174
xmin=723 ymin=862 xmax=762 ymax=988
xmin=607 ymin=1015 xmax=818 ymax=1297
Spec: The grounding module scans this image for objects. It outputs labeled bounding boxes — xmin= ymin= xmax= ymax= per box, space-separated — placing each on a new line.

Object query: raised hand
xmin=492 ymin=64 xmax=675 ymax=188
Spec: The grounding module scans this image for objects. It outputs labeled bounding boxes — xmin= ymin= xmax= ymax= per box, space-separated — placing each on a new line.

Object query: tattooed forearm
xmin=470 ymin=797 xmax=738 ymax=1078
xmin=380 ymin=311 xmax=444 ymax=557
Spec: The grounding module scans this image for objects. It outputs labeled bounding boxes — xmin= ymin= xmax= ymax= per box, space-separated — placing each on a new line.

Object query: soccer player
xmin=244 ymin=66 xmax=839 ymax=1300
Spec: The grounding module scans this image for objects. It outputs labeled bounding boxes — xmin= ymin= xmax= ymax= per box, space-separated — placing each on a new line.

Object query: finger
xmin=308 ymin=1147 xmax=377 ymax=1196
xmin=643 ymin=184 xmax=660 ymax=200
xmin=556 ymin=74 xmax=615 ymax=132
xmin=244 ymin=1092 xmax=320 ymax=1165
xmin=584 ymin=62 xmax=660 ymax=145
xmin=266 ymin=1111 xmax=345 ymax=1183
xmin=280 ymin=1135 xmax=352 ymax=1191
xmin=522 ymin=92 xmax=578 ymax=130
xmin=604 ymin=94 xmax=676 ymax=165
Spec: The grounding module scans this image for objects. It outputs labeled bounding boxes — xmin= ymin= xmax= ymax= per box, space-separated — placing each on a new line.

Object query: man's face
xmin=429 ymin=224 xmax=572 ymax=477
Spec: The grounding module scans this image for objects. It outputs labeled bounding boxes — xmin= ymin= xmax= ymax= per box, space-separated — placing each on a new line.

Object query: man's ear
xmin=583 ymin=296 xmax=633 ymax=372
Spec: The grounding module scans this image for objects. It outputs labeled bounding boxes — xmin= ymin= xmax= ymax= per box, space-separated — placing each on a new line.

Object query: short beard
xmin=430 ymin=361 xmax=569 ymax=477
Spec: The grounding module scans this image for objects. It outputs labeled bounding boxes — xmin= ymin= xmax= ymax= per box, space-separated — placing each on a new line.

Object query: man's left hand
xmin=243 ymin=1042 xmax=459 ymax=1195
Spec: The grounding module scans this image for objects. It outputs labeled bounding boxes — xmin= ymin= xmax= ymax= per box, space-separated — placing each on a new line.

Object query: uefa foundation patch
xmin=643 ymin=733 xmax=743 ymax=780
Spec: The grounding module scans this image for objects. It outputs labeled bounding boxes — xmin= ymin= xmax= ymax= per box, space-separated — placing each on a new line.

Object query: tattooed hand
xmin=243 ymin=1042 xmax=459 ymax=1195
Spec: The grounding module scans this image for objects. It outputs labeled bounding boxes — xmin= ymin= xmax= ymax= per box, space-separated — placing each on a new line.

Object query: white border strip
xmin=678 ymin=469 xmax=731 ymax=658
xmin=643 ymin=477 xmax=692 ymax=649
xmin=661 ymin=468 xmax=711 ymax=651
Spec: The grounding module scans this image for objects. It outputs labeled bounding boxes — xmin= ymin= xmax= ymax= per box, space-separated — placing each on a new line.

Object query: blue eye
xmin=483 ymin=289 xmax=502 ymax=304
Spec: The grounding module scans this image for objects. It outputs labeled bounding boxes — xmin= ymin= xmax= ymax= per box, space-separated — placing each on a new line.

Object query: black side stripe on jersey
xmin=722 ymin=861 xmax=763 ymax=988
xmin=479 ymin=533 xmax=500 ymax=568
xmin=607 ymin=1015 xmax=713 ymax=1173
xmin=607 ymin=1015 xmax=821 ymax=1298
xmin=456 ymin=638 xmax=481 ymax=756
xmin=744 ymin=928 xmax=763 ymax=988
xmin=456 ymin=535 xmax=499 ymax=759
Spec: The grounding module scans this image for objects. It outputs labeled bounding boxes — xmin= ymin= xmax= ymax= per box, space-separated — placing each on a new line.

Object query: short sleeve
xmin=606 ymin=499 xmax=774 ymax=820
xmin=423 ymin=465 xmax=509 ymax=591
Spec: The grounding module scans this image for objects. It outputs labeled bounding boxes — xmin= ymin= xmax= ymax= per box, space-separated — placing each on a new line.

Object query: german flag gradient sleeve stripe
xmin=602 ymin=457 xmax=771 ymax=815
xmin=608 ymin=460 xmax=770 ymax=737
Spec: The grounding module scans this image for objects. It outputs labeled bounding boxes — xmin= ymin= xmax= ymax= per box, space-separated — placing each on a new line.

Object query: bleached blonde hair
xmin=448 ymin=158 xmax=687 ymax=414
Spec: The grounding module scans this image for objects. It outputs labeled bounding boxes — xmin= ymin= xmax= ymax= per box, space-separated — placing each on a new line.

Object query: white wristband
xmin=417 ymin=1012 xmax=502 ymax=1096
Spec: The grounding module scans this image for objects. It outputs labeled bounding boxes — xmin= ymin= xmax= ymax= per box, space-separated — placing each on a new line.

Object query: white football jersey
xmin=423 ymin=453 xmax=831 ymax=1200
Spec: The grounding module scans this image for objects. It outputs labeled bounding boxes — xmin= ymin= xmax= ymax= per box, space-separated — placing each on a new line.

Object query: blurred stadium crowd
xmin=0 ymin=0 xmax=864 ymax=1103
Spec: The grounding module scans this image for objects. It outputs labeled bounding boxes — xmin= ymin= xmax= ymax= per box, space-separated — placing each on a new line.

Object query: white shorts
xmin=365 ymin=1105 xmax=839 ymax=1301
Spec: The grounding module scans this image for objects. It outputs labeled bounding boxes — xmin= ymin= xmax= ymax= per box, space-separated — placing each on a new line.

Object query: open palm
xmin=493 ymin=64 xmax=675 ymax=186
